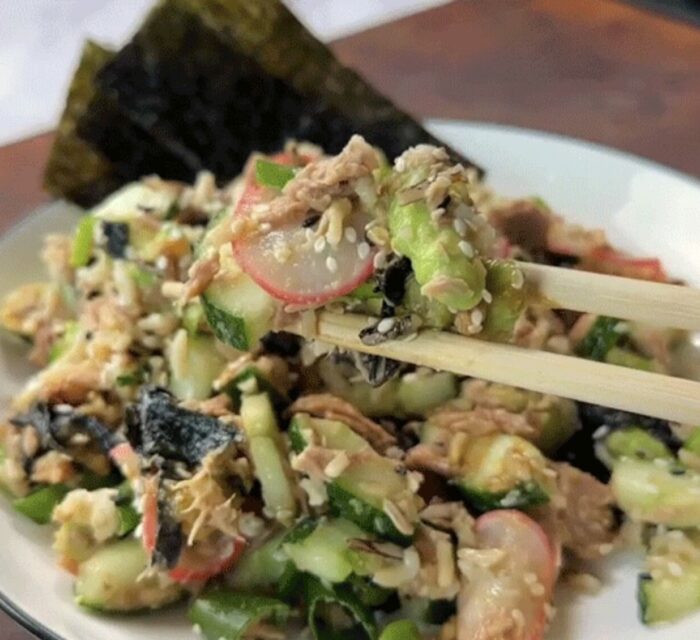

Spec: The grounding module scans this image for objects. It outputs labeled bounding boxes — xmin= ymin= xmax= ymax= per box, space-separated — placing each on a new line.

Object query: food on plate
xmin=1 ymin=136 xmax=695 ymax=639
xmin=45 ymin=0 xmax=480 ymax=208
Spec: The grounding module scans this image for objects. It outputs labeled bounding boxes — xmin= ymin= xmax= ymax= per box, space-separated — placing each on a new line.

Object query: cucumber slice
xmin=639 ymin=571 xmax=700 ymax=625
xmin=289 ymin=414 xmax=370 ymax=454
xmin=14 ymin=484 xmax=70 ymax=524
xmin=189 ymin=589 xmax=289 ymax=640
xmin=241 ymin=393 xmax=297 ymax=522
xmin=330 ymin=457 xmax=416 ymax=545
xmin=612 ymin=459 xmax=700 ymax=527
xmin=396 ymin=371 xmax=457 ymax=417
xmin=76 ymin=539 xmax=182 ymax=611
xmin=202 ymin=271 xmax=277 ymax=351
xmin=240 ymin=393 xmax=280 ymax=440
xmin=282 ymin=519 xmax=367 ymax=584
xmin=600 ymin=427 xmax=673 ymax=466
xmin=222 ymin=366 xmax=286 ymax=412
xmin=168 ymin=333 xmax=226 ymax=401
xmin=452 ymin=434 xmax=552 ymax=511
xmin=228 ymin=532 xmax=289 ymax=592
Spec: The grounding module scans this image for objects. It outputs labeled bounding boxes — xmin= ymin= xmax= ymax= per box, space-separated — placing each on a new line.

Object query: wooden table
xmin=0 ymin=0 xmax=698 ymax=637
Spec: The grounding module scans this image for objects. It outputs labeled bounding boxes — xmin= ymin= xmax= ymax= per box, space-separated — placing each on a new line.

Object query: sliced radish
xmin=457 ymin=510 xmax=556 ymax=640
xmin=109 ymin=441 xmax=140 ymax=481
xmin=169 ymin=536 xmax=246 ymax=584
xmin=233 ymin=159 xmax=376 ymax=305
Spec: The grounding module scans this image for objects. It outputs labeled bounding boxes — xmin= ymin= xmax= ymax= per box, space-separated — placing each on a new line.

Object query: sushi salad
xmin=0 ymin=136 xmax=698 ymax=640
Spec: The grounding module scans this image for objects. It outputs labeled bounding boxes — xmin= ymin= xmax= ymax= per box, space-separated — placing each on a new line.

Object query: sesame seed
xmin=458 ymin=240 xmax=474 ymax=257
xmin=357 ymin=242 xmax=370 ymax=260
xmin=482 ymin=290 xmax=493 ymax=303
xmin=453 ymin=218 xmax=467 ymax=236
xmin=344 ymin=227 xmax=357 ymax=243
xmin=377 ymin=318 xmax=396 ymax=334
xmin=314 ymin=236 xmax=326 ymax=253
xmin=305 ymin=228 xmax=315 ymax=242
xmin=471 ymin=309 xmax=484 ymax=326
xmin=512 ymin=270 xmax=525 ymax=289
xmin=326 ymin=256 xmax=338 ymax=273
xmin=373 ymin=251 xmax=387 ymax=269
xmin=259 ymin=222 xmax=272 ymax=232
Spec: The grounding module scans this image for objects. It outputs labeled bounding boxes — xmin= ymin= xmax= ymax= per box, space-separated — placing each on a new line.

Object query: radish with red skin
xmin=232 ymin=157 xmax=376 ymax=306
xmin=585 ymin=247 xmax=667 ymax=282
xmin=169 ymin=536 xmax=246 ymax=584
xmin=457 ymin=510 xmax=556 ymax=640
xmin=141 ymin=477 xmax=159 ymax=556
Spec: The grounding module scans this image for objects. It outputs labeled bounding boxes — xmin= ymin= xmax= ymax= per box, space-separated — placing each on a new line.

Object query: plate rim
xmin=1 ymin=119 xmax=699 ymax=640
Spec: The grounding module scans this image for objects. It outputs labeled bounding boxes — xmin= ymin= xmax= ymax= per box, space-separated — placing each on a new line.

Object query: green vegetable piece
xmin=49 ymin=321 xmax=80 ymax=363
xmin=223 ymin=366 xmax=287 ymax=413
xmin=639 ymin=568 xmax=700 ymax=625
xmin=79 ymin=469 xmax=122 ymax=490
xmin=577 ymin=316 xmax=624 ymax=361
xmin=228 ymin=532 xmax=289 ymax=592
xmin=347 ymin=281 xmax=380 ymax=302
xmin=683 ymin=428 xmax=700 ymax=456
xmin=182 ymin=301 xmax=206 ymax=335
xmin=380 ymin=620 xmax=421 ymax=640
xmin=71 ymin=216 xmax=96 ymax=267
xmin=454 ymin=480 xmax=550 ymax=512
xmin=116 ymin=504 xmax=140 ymax=537
xmin=481 ymin=260 xmax=526 ymax=340
xmin=605 ymin=427 xmax=673 ymax=463
xmin=605 ymin=347 xmax=656 ymax=372
xmin=128 ymin=263 xmax=158 ymax=289
xmin=168 ymin=333 xmax=227 ymax=401
xmin=116 ymin=369 xmax=146 ymax=387
xmin=188 ymin=589 xmax=290 ymax=640
xmin=282 ymin=517 xmax=319 ymax=545
xmin=303 ymin=574 xmax=377 ymax=640
xmin=347 ymin=575 xmax=394 ymax=608
xmin=389 ymin=199 xmax=485 ymax=311
xmin=13 ymin=484 xmax=70 ymax=524
xmin=255 ymin=159 xmax=296 ymax=190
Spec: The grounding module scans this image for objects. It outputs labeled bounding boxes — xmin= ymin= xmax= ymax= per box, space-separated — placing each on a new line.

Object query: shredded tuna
xmin=183 ymin=254 xmax=220 ymax=301
xmin=428 ymin=405 xmax=537 ymax=439
xmin=288 ymin=393 xmax=396 ymax=452
xmin=252 ymin=135 xmax=379 ymax=225
xmin=544 ymin=463 xmax=619 ymax=560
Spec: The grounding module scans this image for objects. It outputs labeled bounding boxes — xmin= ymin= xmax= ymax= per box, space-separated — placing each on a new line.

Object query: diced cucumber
xmin=255 ymin=159 xmax=296 ymax=190
xmin=228 ymin=532 xmax=289 ymax=591
xmin=396 ymin=371 xmax=458 ymax=416
xmin=168 ymin=333 xmax=226 ymax=401
xmin=639 ymin=570 xmax=700 ymax=625
xmin=481 ymin=260 xmax=527 ymax=341
xmin=241 ymin=393 xmax=297 ymax=523
xmin=70 ymin=215 xmax=96 ymax=268
xmin=182 ymin=301 xmax=206 ymax=335
xmin=202 ymin=271 xmax=277 ymax=351
xmin=189 ymin=589 xmax=290 ymax=640
xmin=288 ymin=414 xmax=370 ymax=454
xmin=222 ymin=366 xmax=286 ymax=412
xmin=452 ymin=434 xmax=552 ymax=511
xmin=75 ymin=539 xmax=182 ymax=611
xmin=240 ymin=393 xmax=280 ymax=439
xmin=612 ymin=459 xmax=700 ymax=527
xmin=380 ymin=620 xmax=421 ymax=640
xmin=249 ymin=438 xmax=297 ymax=523
xmin=605 ymin=347 xmax=657 ymax=372
xmin=282 ymin=519 xmax=367 ymax=584
xmin=330 ymin=457 xmax=416 ymax=545
xmin=599 ymin=427 xmax=673 ymax=467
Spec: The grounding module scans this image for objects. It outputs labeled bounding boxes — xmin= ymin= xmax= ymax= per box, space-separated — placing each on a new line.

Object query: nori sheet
xmin=48 ymin=0 xmax=482 ymax=206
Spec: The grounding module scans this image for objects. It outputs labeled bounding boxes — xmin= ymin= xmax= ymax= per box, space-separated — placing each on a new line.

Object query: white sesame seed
xmin=305 ymin=228 xmax=315 ymax=242
xmin=344 ymin=227 xmax=358 ymax=243
xmin=512 ymin=270 xmax=525 ymax=289
xmin=453 ymin=218 xmax=467 ymax=236
xmin=377 ymin=318 xmax=396 ymax=334
xmin=471 ymin=309 xmax=484 ymax=326
xmin=357 ymin=242 xmax=370 ymax=260
xmin=430 ymin=208 xmax=445 ymax=222
xmin=373 ymin=250 xmax=387 ymax=269
xmin=314 ymin=236 xmax=326 ymax=253
xmin=482 ymin=290 xmax=493 ymax=303
xmin=458 ymin=240 xmax=474 ymax=258
xmin=259 ymin=222 xmax=272 ymax=232
xmin=326 ymin=256 xmax=338 ymax=273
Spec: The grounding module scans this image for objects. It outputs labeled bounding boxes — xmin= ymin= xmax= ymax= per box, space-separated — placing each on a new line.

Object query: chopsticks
xmin=519 ymin=262 xmax=700 ymax=331
xmin=289 ymin=311 xmax=700 ymax=425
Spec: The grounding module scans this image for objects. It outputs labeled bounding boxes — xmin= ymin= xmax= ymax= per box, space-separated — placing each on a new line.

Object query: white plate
xmin=1 ymin=120 xmax=699 ymax=640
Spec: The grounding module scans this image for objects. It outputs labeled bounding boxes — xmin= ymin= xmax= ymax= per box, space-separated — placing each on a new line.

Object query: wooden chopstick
xmin=519 ymin=262 xmax=700 ymax=331
xmin=291 ymin=311 xmax=700 ymax=424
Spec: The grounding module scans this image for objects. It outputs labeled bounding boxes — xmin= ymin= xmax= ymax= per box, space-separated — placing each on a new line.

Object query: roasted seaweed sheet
xmin=47 ymin=0 xmax=482 ymax=206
